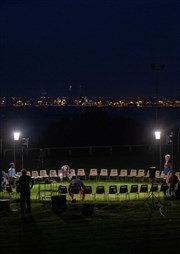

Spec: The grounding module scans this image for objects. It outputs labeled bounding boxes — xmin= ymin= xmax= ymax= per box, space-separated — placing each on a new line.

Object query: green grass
xmin=1 ymin=180 xmax=180 ymax=254
xmin=1 ymin=199 xmax=180 ymax=254
xmin=0 ymin=179 xmax=172 ymax=204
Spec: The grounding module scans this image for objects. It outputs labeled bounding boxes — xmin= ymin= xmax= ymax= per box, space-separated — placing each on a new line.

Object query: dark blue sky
xmin=0 ymin=0 xmax=179 ymax=97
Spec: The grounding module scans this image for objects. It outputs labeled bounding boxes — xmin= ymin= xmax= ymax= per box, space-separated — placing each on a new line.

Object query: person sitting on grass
xmin=68 ymin=176 xmax=85 ymax=202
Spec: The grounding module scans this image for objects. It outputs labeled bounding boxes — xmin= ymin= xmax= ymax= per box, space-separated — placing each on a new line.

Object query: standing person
xmin=163 ymin=154 xmax=172 ymax=184
xmin=68 ymin=176 xmax=85 ymax=202
xmin=8 ymin=162 xmax=18 ymax=188
xmin=168 ymin=170 xmax=178 ymax=198
xmin=18 ymin=169 xmax=34 ymax=215
xmin=0 ymin=170 xmax=9 ymax=191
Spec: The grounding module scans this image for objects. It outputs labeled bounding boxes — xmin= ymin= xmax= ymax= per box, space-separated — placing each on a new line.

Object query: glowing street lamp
xmin=154 ymin=131 xmax=161 ymax=140
xmin=13 ymin=132 xmax=20 ymax=164
xmin=14 ymin=132 xmax=20 ymax=141
xmin=154 ymin=131 xmax=161 ymax=170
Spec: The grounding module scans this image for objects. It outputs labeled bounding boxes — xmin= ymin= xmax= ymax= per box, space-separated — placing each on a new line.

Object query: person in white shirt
xmin=8 ymin=162 xmax=18 ymax=188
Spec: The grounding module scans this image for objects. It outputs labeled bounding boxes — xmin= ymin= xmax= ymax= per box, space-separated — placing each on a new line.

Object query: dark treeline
xmin=38 ymin=107 xmax=146 ymax=147
xmin=1 ymin=106 xmax=180 ymax=170
xmin=0 ymin=106 xmax=179 ymax=149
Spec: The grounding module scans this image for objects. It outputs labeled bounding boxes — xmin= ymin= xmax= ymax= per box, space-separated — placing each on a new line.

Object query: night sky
xmin=0 ymin=0 xmax=179 ymax=97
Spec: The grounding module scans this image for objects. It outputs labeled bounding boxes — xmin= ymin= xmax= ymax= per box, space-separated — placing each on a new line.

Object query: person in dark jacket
xmin=168 ymin=170 xmax=178 ymax=198
xmin=18 ymin=169 xmax=34 ymax=215
xmin=68 ymin=176 xmax=85 ymax=202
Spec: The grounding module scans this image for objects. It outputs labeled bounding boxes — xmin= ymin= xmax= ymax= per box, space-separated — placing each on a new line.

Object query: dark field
xmin=1 ymin=198 xmax=180 ymax=254
xmin=1 ymin=180 xmax=180 ymax=254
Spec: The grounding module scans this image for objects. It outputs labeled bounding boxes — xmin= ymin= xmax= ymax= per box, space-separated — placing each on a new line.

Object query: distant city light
xmin=0 ymin=96 xmax=180 ymax=108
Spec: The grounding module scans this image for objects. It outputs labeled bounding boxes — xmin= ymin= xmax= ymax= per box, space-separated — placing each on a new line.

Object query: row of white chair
xmin=16 ymin=169 xmax=180 ymax=181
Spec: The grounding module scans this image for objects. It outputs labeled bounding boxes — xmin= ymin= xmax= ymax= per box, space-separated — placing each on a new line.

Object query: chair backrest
xmin=89 ymin=168 xmax=98 ymax=176
xmin=58 ymin=185 xmax=67 ymax=194
xmin=40 ymin=170 xmax=48 ymax=177
xmin=109 ymin=169 xmax=118 ymax=177
xmin=77 ymin=168 xmax=86 ymax=176
xmin=137 ymin=169 xmax=145 ymax=177
xmin=109 ymin=185 xmax=118 ymax=194
xmin=119 ymin=169 xmax=128 ymax=177
xmin=77 ymin=168 xmax=86 ymax=180
xmin=99 ymin=169 xmax=108 ymax=176
xmin=31 ymin=170 xmax=39 ymax=178
xmin=140 ymin=184 xmax=148 ymax=193
xmin=119 ymin=185 xmax=128 ymax=193
xmin=150 ymin=183 xmax=158 ymax=192
xmin=49 ymin=170 xmax=57 ymax=177
xmin=96 ymin=186 xmax=105 ymax=194
xmin=130 ymin=184 xmax=138 ymax=193
xmin=84 ymin=186 xmax=93 ymax=194
xmin=128 ymin=169 xmax=137 ymax=177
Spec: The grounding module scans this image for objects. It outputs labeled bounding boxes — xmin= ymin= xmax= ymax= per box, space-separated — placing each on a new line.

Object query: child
xmin=58 ymin=165 xmax=71 ymax=182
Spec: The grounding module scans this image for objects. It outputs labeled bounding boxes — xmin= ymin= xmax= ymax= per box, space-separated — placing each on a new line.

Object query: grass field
xmin=0 ymin=179 xmax=170 ymax=201
xmin=1 ymin=179 xmax=180 ymax=254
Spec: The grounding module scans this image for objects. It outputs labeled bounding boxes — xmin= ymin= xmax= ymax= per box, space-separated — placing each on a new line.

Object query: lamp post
xmin=154 ymin=131 xmax=161 ymax=170
xmin=21 ymin=138 xmax=29 ymax=169
xmin=168 ymin=131 xmax=174 ymax=169
xmin=13 ymin=132 xmax=20 ymax=165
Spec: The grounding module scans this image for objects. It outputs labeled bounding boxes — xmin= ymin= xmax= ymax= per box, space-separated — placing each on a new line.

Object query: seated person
xmin=68 ymin=176 xmax=85 ymax=202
